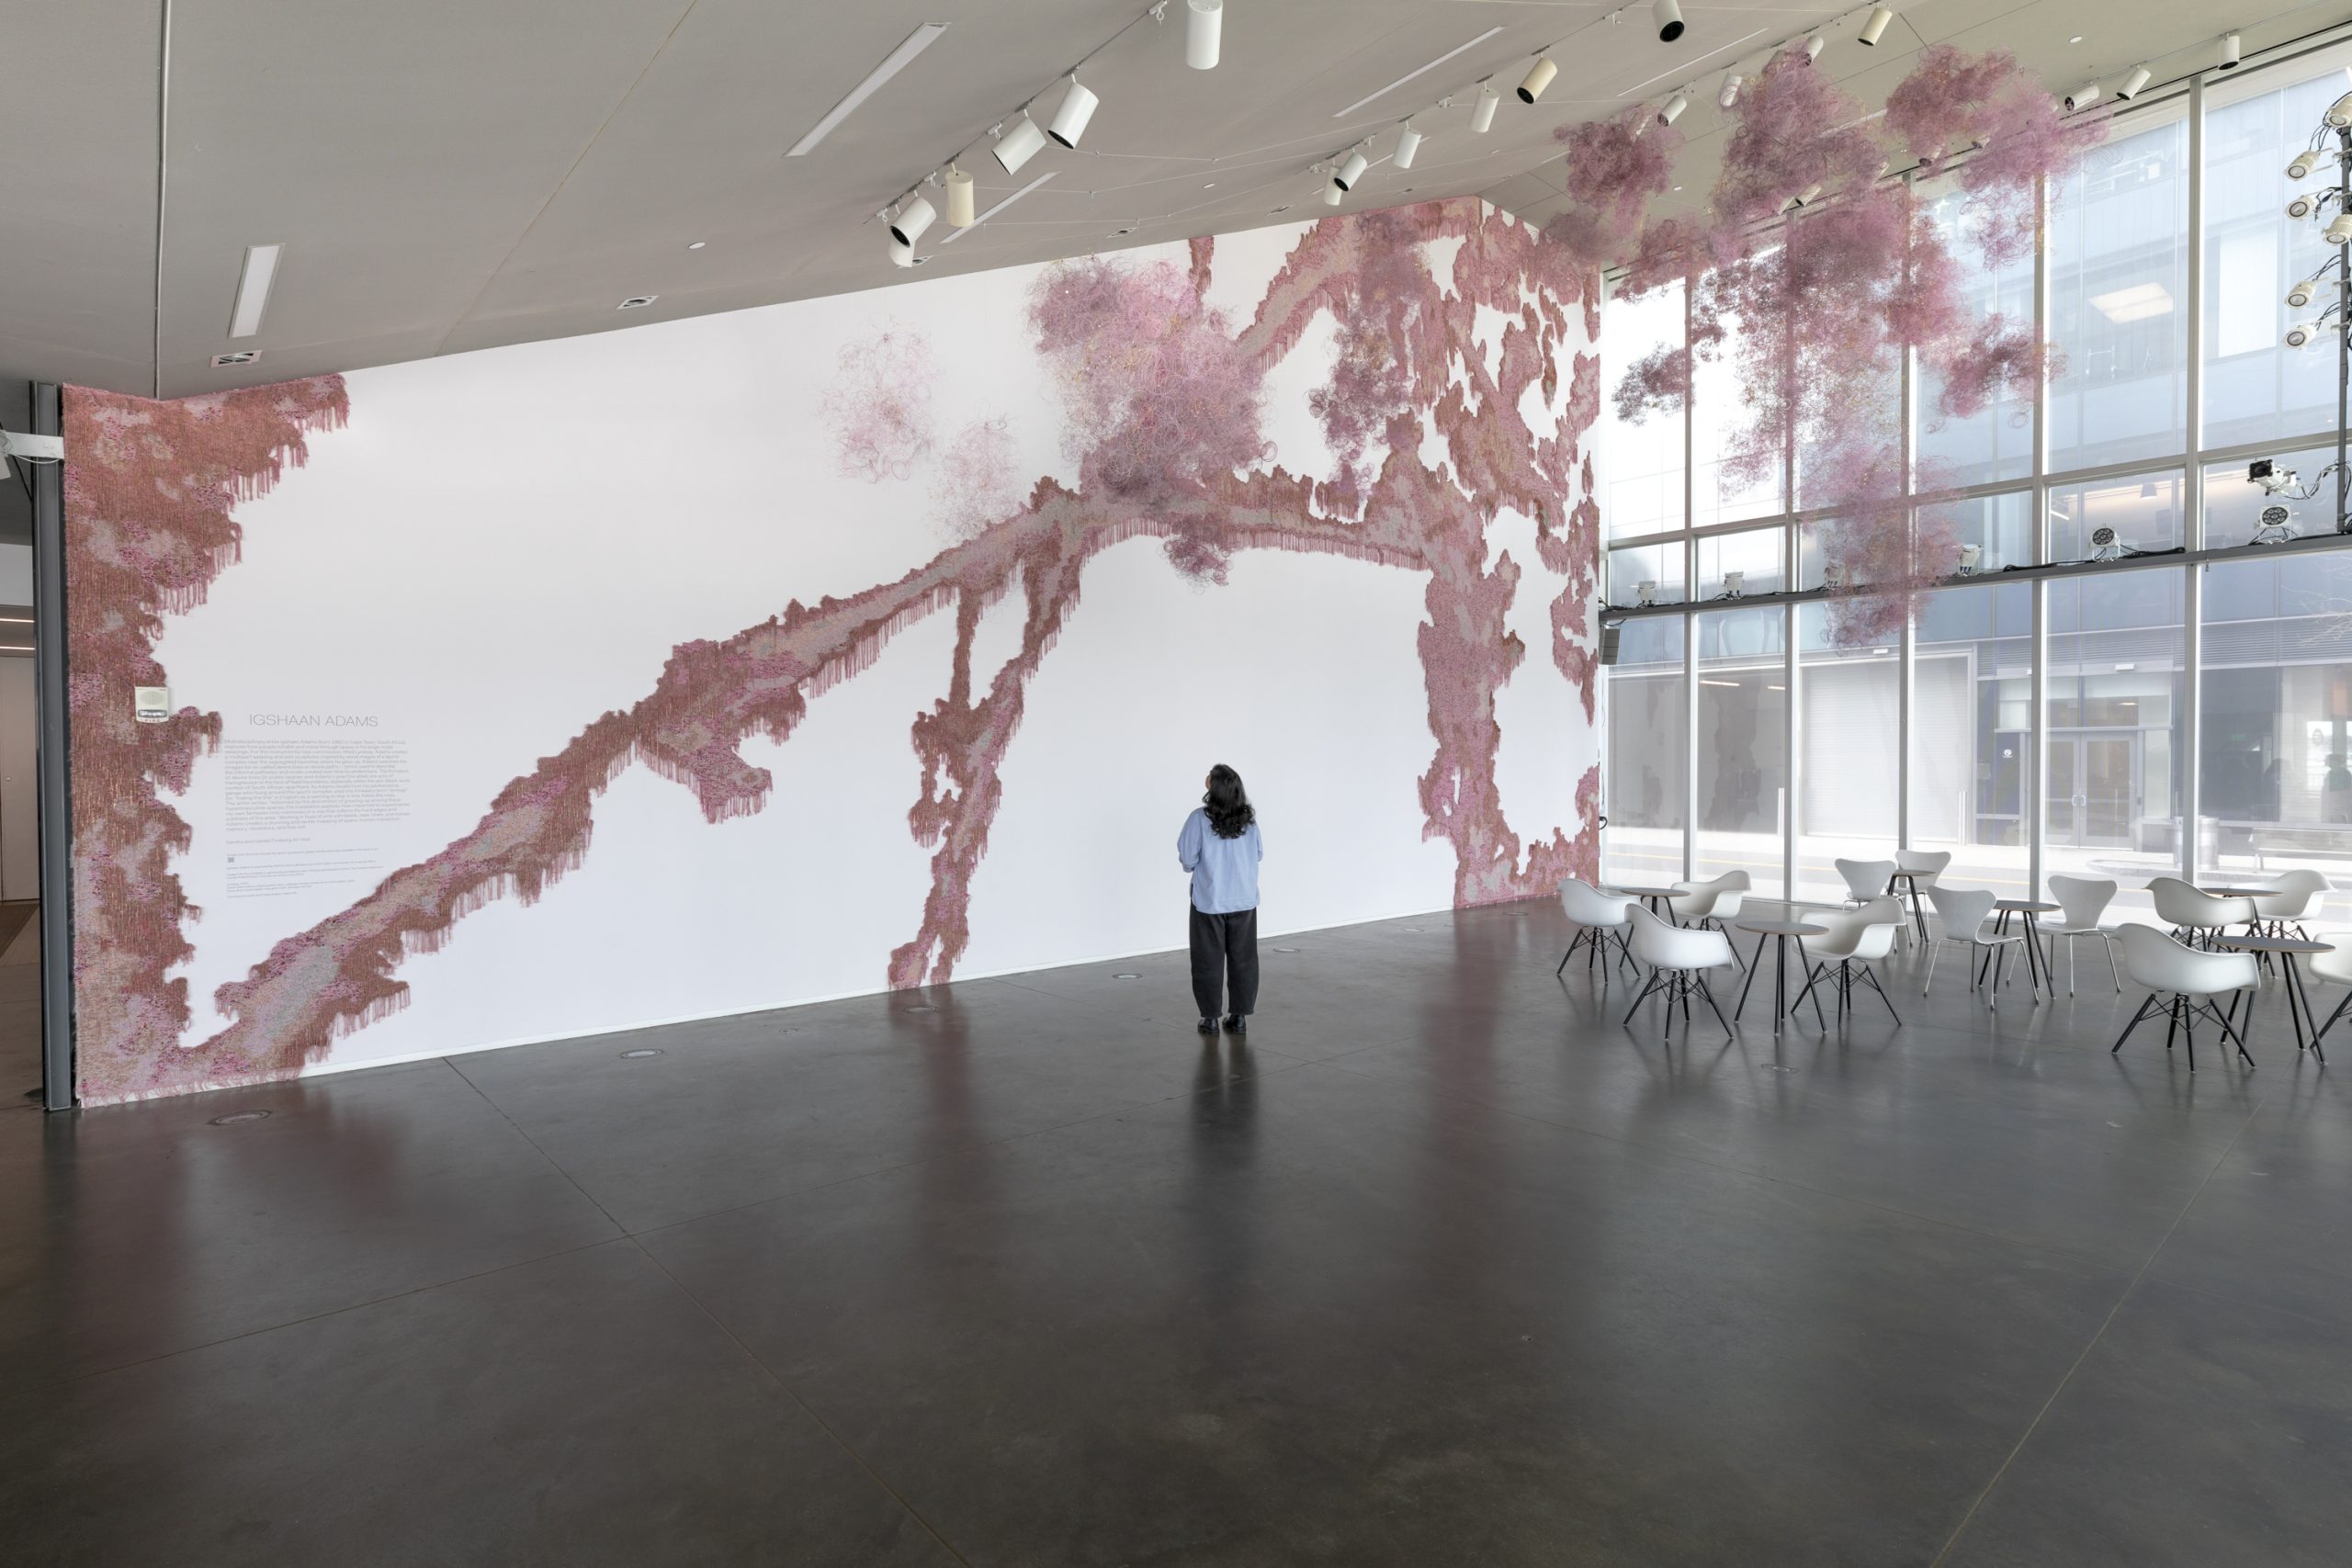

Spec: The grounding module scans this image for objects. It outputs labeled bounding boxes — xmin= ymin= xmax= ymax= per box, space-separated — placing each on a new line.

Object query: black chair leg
xmin=1622 ymin=968 xmax=1663 ymax=1028
xmin=1861 ymin=964 xmax=1902 ymax=1025
xmin=1695 ymin=974 xmax=1734 ymax=1038
xmin=2206 ymin=999 xmax=2257 ymax=1068
xmin=2111 ymin=994 xmax=2158 ymax=1055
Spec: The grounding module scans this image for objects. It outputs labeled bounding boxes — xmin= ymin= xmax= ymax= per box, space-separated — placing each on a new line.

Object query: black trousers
xmin=1189 ymin=906 xmax=1260 ymax=1019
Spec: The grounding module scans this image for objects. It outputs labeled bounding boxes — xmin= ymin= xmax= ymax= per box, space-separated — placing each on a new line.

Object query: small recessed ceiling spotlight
xmin=1860 ymin=6 xmax=1894 ymax=46
xmin=1047 ymin=73 xmax=1100 ymax=148
xmin=2068 ymin=35 xmax=2085 ymax=45
xmin=209 ymin=350 xmax=260 ymax=367
xmin=2220 ymin=31 xmax=2242 ymax=70
xmin=1203 ymin=181 xmax=1216 ymax=188
xmin=992 ymin=114 xmax=1047 ymax=175
xmin=1659 ymin=92 xmax=1688 ymax=125
xmin=1518 ymin=54 xmax=1557 ymax=104
xmin=1186 ymin=0 xmax=1222 ymax=70
xmin=1653 ymin=0 xmax=1685 ymax=44
xmin=1271 ymin=203 xmax=1291 ymax=213
xmin=1471 ymin=80 xmax=1500 ymax=133
xmin=617 ymin=295 xmax=658 ymax=309
xmin=687 ymin=240 xmax=707 ymax=250
xmin=1113 ymin=226 xmax=1135 ymax=236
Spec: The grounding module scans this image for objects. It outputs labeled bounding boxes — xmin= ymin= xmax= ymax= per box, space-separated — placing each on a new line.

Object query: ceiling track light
xmin=1718 ymin=72 xmax=1743 ymax=109
xmin=1047 ymin=73 xmax=1098 ymax=148
xmin=1396 ymin=120 xmax=1423 ymax=169
xmin=1653 ymin=0 xmax=1685 ymax=45
xmin=1859 ymin=6 xmax=1893 ymax=47
xmin=992 ymin=115 xmax=1047 ymax=175
xmin=889 ymin=193 xmax=936 ymax=245
xmin=2064 ymin=81 xmax=2101 ymax=112
xmin=2220 ymin=31 xmax=2242 ymax=71
xmin=1518 ymin=55 xmax=1556 ymax=104
xmin=1804 ymin=35 xmax=1825 ymax=62
xmin=1471 ymin=80 xmax=1499 ymax=134
xmin=1185 ymin=0 xmax=1222 ymax=69
xmin=1335 ymin=145 xmax=1371 ymax=191
xmin=1322 ymin=177 xmax=1344 ymax=207
xmin=890 ymin=233 xmax=917 ymax=268
xmin=944 ymin=164 xmax=975 ymax=227
xmin=2116 ymin=63 xmax=2152 ymax=100
xmin=1658 ymin=92 xmax=1689 ymax=126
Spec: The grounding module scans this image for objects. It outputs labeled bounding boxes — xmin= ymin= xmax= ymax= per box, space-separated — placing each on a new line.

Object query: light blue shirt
xmin=1178 ymin=808 xmax=1262 ymax=915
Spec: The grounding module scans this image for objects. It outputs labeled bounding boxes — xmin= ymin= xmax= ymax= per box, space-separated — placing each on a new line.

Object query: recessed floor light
xmin=208 ymin=1109 xmax=271 ymax=1125
xmin=619 ymin=1047 xmax=664 ymax=1059
xmin=618 ymin=295 xmax=657 ymax=309
xmin=687 ymin=241 xmax=707 ymax=250
xmin=210 ymin=351 xmax=260 ymax=367
xmin=1113 ymin=972 xmax=1141 ymax=979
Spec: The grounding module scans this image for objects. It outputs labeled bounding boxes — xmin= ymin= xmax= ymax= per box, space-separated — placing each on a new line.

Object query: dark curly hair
xmin=1203 ymin=763 xmax=1255 ymax=840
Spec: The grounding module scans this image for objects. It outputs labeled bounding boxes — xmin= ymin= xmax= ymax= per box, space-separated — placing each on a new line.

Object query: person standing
xmin=1178 ymin=764 xmax=1262 ymax=1034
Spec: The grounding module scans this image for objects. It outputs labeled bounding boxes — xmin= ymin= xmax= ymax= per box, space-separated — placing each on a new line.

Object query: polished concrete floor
xmin=4 ymin=899 xmax=2350 ymax=1565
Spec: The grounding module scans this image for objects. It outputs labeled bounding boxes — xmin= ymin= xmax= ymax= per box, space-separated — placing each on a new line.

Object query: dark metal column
xmin=32 ymin=382 xmax=74 ymax=1111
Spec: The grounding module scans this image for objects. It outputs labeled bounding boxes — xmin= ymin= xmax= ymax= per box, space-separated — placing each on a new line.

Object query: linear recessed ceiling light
xmin=1332 ymin=28 xmax=1503 ymax=118
xmin=786 ymin=23 xmax=948 ymax=157
xmin=227 ymin=244 xmax=281 ymax=339
xmin=937 ymin=169 xmax=1059 ymax=244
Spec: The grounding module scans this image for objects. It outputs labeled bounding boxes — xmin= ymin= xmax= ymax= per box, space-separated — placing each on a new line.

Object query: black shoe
xmin=1223 ymin=1014 xmax=1247 ymax=1033
xmin=1197 ymin=1017 xmax=1217 ymax=1034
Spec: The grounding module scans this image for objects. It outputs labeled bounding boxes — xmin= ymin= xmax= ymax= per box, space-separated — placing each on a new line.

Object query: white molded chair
xmin=1834 ymin=859 xmax=1898 ymax=907
xmin=2149 ymin=877 xmax=2256 ymax=949
xmin=2041 ymin=874 xmax=2121 ymax=996
xmin=1892 ymin=849 xmax=1950 ymax=938
xmin=1668 ymin=871 xmax=1750 ymax=969
xmin=1622 ymin=905 xmax=1738 ymax=1039
xmin=2252 ymin=868 xmax=2329 ymax=937
xmin=1555 ymin=879 xmax=1636 ymax=980
xmin=1792 ymin=897 xmax=1905 ymax=1026
xmin=1923 ymin=886 xmax=2030 ymax=1009
xmin=2111 ymin=924 xmax=2258 ymax=1072
xmin=2306 ymin=939 xmax=2352 ymax=1047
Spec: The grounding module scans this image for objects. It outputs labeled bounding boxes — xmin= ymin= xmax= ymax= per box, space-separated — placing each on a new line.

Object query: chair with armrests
xmin=2111 ymin=924 xmax=2259 ymax=1072
xmin=1555 ymin=879 xmax=1637 ymax=980
xmin=1834 ymin=859 xmax=1898 ymax=908
xmin=2305 ymin=938 xmax=2352 ymax=1047
xmin=2252 ymin=868 xmax=2329 ymax=939
xmin=2148 ymin=877 xmax=2256 ymax=950
xmin=1923 ymin=886 xmax=2030 ymax=1009
xmin=1622 ymin=905 xmax=1738 ymax=1039
xmin=1668 ymin=871 xmax=1750 ymax=967
xmin=1791 ymin=897 xmax=1905 ymax=1026
xmin=2041 ymin=874 xmax=2120 ymax=996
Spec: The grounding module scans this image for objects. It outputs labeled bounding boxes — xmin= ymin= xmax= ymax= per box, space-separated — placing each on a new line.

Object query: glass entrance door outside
xmin=2047 ymin=732 xmax=2140 ymax=847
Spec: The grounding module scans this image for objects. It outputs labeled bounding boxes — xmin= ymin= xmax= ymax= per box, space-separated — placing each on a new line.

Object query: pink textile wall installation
xmin=63 ymin=199 xmax=1602 ymax=1104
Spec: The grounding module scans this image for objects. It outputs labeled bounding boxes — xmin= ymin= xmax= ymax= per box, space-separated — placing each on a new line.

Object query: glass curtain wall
xmin=1600 ymin=41 xmax=2352 ymax=913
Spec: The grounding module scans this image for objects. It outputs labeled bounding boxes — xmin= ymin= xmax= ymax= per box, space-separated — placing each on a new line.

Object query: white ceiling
xmin=3 ymin=0 xmax=2348 ymax=400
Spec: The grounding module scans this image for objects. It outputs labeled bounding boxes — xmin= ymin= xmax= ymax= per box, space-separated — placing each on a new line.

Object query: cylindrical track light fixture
xmin=1658 ymin=92 xmax=1689 ymax=126
xmin=890 ymin=234 xmax=916 ymax=267
xmin=2325 ymin=211 xmax=2352 ymax=244
xmin=1322 ymin=179 xmax=1344 ymax=207
xmin=1718 ymin=72 xmax=1743 ymax=109
xmin=2327 ymin=91 xmax=2352 ymax=129
xmin=992 ymin=115 xmax=1047 ymax=175
xmin=2220 ymin=31 xmax=2242 ymax=71
xmin=1047 ymin=74 xmax=1099 ymax=148
xmin=1519 ymin=56 xmax=1557 ymax=104
xmin=889 ymin=194 xmax=936 ymax=245
xmin=1334 ymin=148 xmax=1371 ymax=192
xmin=1395 ymin=121 xmax=1423 ymax=169
xmin=2064 ymin=82 xmax=2101 ymax=112
xmin=1653 ymin=0 xmax=1684 ymax=44
xmin=1804 ymin=35 xmax=1826 ymax=62
xmin=1471 ymin=81 xmax=1499 ymax=133
xmin=944 ymin=165 xmax=975 ymax=227
xmin=1859 ymin=6 xmax=1893 ymax=46
xmin=1185 ymin=0 xmax=1222 ymax=70
xmin=2116 ymin=64 xmax=2152 ymax=99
